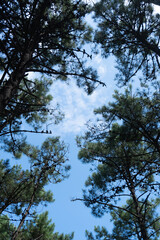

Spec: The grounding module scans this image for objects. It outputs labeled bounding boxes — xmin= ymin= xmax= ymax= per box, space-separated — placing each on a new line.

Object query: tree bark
xmin=0 ymin=50 xmax=33 ymax=115
xmin=130 ymin=187 xmax=149 ymax=240
xmin=11 ymin=161 xmax=49 ymax=239
xmin=11 ymin=194 xmax=35 ymax=240
xmin=0 ymin=0 xmax=52 ymax=116
xmin=125 ymin=161 xmax=149 ymax=240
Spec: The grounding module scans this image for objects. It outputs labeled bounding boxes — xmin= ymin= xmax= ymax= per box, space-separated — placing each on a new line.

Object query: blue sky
xmin=0 ymin=3 xmax=118 ymax=237
xmin=38 ymin=4 xmax=160 ymax=238
xmin=27 ymin=55 xmax=118 ymax=239
xmin=47 ymin=56 xmax=117 ymax=239
xmin=2 ymin=2 xmax=160 ymax=239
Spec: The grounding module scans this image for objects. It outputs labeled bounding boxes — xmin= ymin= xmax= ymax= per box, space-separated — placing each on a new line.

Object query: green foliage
xmin=0 ymin=0 xmax=100 ymax=172
xmin=93 ymin=0 xmax=160 ymax=84
xmin=80 ymin=1 xmax=160 ymax=239
xmin=0 ymin=0 xmax=103 ymax=238
xmin=17 ymin=211 xmax=74 ymax=240
xmin=0 ymin=136 xmax=69 ymax=216
xmin=20 ymin=212 xmax=55 ymax=240
xmin=0 ymin=136 xmax=71 ymax=239
xmin=86 ymin=226 xmax=110 ymax=240
xmin=0 ymin=212 xmax=74 ymax=240
xmin=0 ymin=0 xmax=100 ymax=120
xmin=78 ymin=87 xmax=160 ymax=239
xmin=0 ymin=215 xmax=15 ymax=240
xmin=0 ymin=0 xmax=91 ymax=237
xmin=108 ymin=198 xmax=160 ymax=240
xmin=86 ymin=198 xmax=160 ymax=240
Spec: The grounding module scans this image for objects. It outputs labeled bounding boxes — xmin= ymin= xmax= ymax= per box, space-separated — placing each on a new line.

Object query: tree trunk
xmin=0 ymin=50 xmax=33 ymax=115
xmin=124 ymin=159 xmax=149 ymax=240
xmin=11 ymin=194 xmax=35 ymax=240
xmin=0 ymin=0 xmax=52 ymax=116
xmin=128 ymin=179 xmax=149 ymax=239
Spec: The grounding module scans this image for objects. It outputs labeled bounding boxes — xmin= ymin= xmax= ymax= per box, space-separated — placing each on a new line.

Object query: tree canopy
xmin=76 ymin=1 xmax=160 ymax=238
xmin=0 ymin=0 xmax=99 ymax=238
xmin=0 ymin=212 xmax=74 ymax=240
xmin=77 ymin=87 xmax=160 ymax=239
xmin=93 ymin=0 xmax=160 ymax=85
xmin=0 ymin=0 xmax=102 ymax=116
xmin=0 ymin=0 xmax=103 ymax=144
xmin=0 ymin=0 xmax=160 ymax=238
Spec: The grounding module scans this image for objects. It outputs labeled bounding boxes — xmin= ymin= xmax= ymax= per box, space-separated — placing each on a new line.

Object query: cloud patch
xmin=50 ymin=78 xmax=115 ymax=135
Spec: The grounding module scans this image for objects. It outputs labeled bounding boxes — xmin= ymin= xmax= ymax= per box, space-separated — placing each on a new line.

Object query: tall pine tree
xmin=77 ymin=87 xmax=160 ymax=240
xmin=0 ymin=0 xmax=101 ymax=236
xmin=93 ymin=0 xmax=160 ymax=84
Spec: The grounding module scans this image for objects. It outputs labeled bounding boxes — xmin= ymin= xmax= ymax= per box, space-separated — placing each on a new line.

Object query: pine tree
xmin=79 ymin=2 xmax=160 ymax=237
xmin=0 ymin=0 xmax=103 ymax=238
xmin=0 ymin=136 xmax=70 ymax=239
xmin=77 ymin=87 xmax=160 ymax=240
xmin=0 ymin=0 xmax=101 ymax=117
xmin=18 ymin=211 xmax=74 ymax=240
xmin=93 ymin=0 xmax=160 ymax=84
xmin=0 ymin=212 xmax=74 ymax=240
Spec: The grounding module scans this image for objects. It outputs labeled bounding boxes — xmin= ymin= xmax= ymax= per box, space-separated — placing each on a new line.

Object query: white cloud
xmin=98 ymin=66 xmax=106 ymax=75
xmin=84 ymin=0 xmax=99 ymax=4
xmin=87 ymin=54 xmax=108 ymax=77
xmin=94 ymin=55 xmax=102 ymax=64
xmin=154 ymin=5 xmax=160 ymax=13
xmin=50 ymin=78 xmax=115 ymax=135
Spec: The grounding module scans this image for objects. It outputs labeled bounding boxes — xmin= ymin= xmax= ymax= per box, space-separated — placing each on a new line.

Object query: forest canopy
xmin=0 ymin=0 xmax=160 ymax=239
xmin=0 ymin=0 xmax=98 ymax=238
xmin=77 ymin=0 xmax=160 ymax=239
